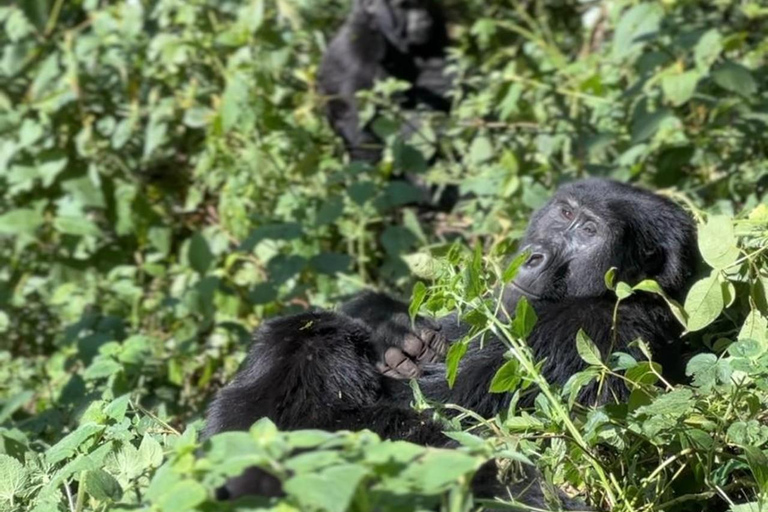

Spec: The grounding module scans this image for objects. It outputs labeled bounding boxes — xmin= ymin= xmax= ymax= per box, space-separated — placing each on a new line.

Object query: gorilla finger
xmin=421 ymin=328 xmax=448 ymax=356
xmin=401 ymin=333 xmax=425 ymax=357
xmin=377 ymin=361 xmax=407 ymax=380
xmin=384 ymin=347 xmax=421 ymax=379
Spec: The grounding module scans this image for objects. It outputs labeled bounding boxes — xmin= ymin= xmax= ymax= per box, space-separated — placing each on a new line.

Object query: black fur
xmin=206 ymin=179 xmax=698 ymax=509
xmin=318 ymin=0 xmax=451 ymax=164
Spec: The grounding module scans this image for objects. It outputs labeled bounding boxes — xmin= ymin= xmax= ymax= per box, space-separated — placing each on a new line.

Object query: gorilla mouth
xmin=510 ymin=281 xmax=542 ymax=300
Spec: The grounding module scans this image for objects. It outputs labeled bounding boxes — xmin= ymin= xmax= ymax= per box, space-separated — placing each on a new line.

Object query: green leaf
xmin=625 ymin=362 xmax=662 ymax=386
xmin=612 ymin=3 xmax=663 ymax=59
xmin=739 ymin=310 xmax=768 ymax=346
xmin=604 ymin=267 xmax=617 ymax=291
xmin=138 ymin=434 xmax=164 ymax=469
xmin=446 ymin=341 xmax=468 ymax=389
xmin=694 ymin=29 xmax=723 ymax=72
xmin=636 ymin=389 xmax=693 ymax=417
xmin=284 ymin=464 xmax=367 ymax=512
xmin=46 ymin=423 xmax=105 ymax=464
xmin=510 ymin=297 xmax=537 ymax=339
xmin=188 ymin=233 xmax=214 ymax=275
xmin=698 ymin=215 xmax=739 ymax=269
xmin=502 ymin=251 xmax=528 ymax=283
xmin=712 ymin=62 xmax=758 ymax=97
xmin=744 ymin=446 xmax=768 ymax=494
xmin=104 ymin=395 xmax=130 ymax=422
xmin=0 ymin=455 xmax=26 ymax=505
xmin=0 ymin=208 xmax=44 ymax=235
xmin=468 ymin=135 xmax=493 ymax=165
xmin=576 ymin=329 xmax=603 ymax=367
xmin=633 ymin=279 xmax=688 ymax=327
xmin=83 ymin=469 xmax=123 ymax=502
xmin=616 ymin=282 xmax=634 ymax=300
xmin=54 ymin=216 xmax=101 ymax=237
xmin=684 ymin=273 xmax=725 ymax=332
xmin=156 ymin=480 xmax=207 ymax=512
xmin=686 ymin=353 xmax=731 ymax=390
xmin=409 ymin=281 xmax=427 ymax=322
xmin=661 ymin=70 xmax=699 ymax=106
xmin=489 ymin=359 xmax=520 ymax=393
xmin=399 ymin=450 xmax=480 ymax=493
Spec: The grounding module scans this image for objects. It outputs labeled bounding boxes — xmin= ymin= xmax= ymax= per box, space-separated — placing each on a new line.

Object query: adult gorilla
xmin=318 ymin=0 xmax=451 ymax=164
xmin=206 ymin=179 xmax=698 ymax=508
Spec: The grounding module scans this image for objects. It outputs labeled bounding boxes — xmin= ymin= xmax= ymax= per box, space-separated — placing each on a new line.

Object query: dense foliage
xmin=0 ymin=0 xmax=767 ymax=510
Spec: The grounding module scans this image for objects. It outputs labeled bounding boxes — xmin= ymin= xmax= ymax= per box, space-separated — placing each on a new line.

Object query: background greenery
xmin=0 ymin=0 xmax=767 ymax=510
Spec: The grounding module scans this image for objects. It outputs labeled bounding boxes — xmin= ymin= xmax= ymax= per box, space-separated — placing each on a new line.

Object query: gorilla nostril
xmin=526 ymin=253 xmax=545 ymax=268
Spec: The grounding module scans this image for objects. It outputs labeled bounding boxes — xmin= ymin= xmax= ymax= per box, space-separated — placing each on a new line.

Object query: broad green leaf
xmin=744 ymin=446 xmax=768 ymax=494
xmin=612 ymin=3 xmax=663 ymax=59
xmin=511 ymin=297 xmax=537 ymax=339
xmin=686 ymin=353 xmax=731 ymax=390
xmin=636 ymin=389 xmax=693 ymax=417
xmin=712 ymin=62 xmax=758 ymax=97
xmin=576 ymin=329 xmax=603 ymax=367
xmin=138 ymin=434 xmax=164 ymax=469
xmin=739 ymin=310 xmax=768 ymax=346
xmin=604 ymin=267 xmax=617 ymax=291
xmin=188 ymin=233 xmax=214 ymax=275
xmin=284 ymin=464 xmax=366 ymax=512
xmin=616 ymin=282 xmax=634 ymax=300
xmin=399 ymin=450 xmax=480 ymax=493
xmin=489 ymin=359 xmax=520 ymax=393
xmin=684 ymin=274 xmax=725 ymax=332
xmin=502 ymin=251 xmax=528 ymax=283
xmin=409 ymin=281 xmax=427 ymax=321
xmin=446 ymin=341 xmax=468 ymax=389
xmin=46 ymin=423 xmax=105 ymax=464
xmin=633 ymin=279 xmax=687 ymax=326
xmin=83 ymin=469 xmax=123 ymax=502
xmin=694 ymin=30 xmax=723 ymax=72
xmin=0 ymin=208 xmax=43 ymax=235
xmin=156 ymin=480 xmax=207 ymax=512
xmin=625 ymin=362 xmax=662 ymax=386
xmin=661 ymin=71 xmax=699 ymax=106
xmin=698 ymin=215 xmax=739 ymax=269
xmin=404 ymin=253 xmax=439 ymax=280
xmin=54 ymin=216 xmax=101 ymax=237
xmin=0 ymin=455 xmax=26 ymax=505
xmin=468 ymin=135 xmax=493 ymax=164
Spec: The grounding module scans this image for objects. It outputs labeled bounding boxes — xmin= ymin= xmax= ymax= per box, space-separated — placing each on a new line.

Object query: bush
xmin=0 ymin=0 xmax=766 ymax=511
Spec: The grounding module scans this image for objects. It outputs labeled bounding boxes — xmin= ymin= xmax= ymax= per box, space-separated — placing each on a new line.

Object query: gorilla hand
xmin=377 ymin=322 xmax=447 ymax=379
xmin=339 ymin=291 xmax=448 ymax=379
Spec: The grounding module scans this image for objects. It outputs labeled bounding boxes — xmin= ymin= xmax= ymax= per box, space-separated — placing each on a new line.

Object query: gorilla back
xmin=205 ymin=179 xmax=698 ymax=508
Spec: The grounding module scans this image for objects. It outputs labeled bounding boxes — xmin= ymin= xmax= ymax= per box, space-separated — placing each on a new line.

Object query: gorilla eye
xmin=560 ymin=207 xmax=574 ymax=221
xmin=583 ymin=222 xmax=597 ymax=236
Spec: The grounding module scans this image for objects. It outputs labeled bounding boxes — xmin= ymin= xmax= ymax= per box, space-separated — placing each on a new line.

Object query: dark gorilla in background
xmin=318 ymin=0 xmax=452 ymax=164
xmin=206 ymin=179 xmax=698 ymax=509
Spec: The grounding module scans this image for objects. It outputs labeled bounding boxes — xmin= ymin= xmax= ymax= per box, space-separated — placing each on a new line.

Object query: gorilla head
xmin=357 ymin=0 xmax=446 ymax=52
xmin=510 ymin=179 xmax=697 ymax=304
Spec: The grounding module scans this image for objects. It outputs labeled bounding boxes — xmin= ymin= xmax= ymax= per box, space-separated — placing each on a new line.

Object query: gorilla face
xmin=509 ymin=179 xmax=696 ymax=303
xmin=363 ymin=0 xmax=438 ymax=49
xmin=512 ymin=194 xmax=616 ymax=301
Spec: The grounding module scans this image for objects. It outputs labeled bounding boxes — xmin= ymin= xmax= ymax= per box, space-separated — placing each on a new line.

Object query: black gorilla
xmin=206 ymin=179 xmax=698 ymax=508
xmin=318 ymin=0 xmax=452 ymax=164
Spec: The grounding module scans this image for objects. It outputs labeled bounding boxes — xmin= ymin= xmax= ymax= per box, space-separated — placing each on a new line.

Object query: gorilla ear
xmin=364 ymin=0 xmax=408 ymax=52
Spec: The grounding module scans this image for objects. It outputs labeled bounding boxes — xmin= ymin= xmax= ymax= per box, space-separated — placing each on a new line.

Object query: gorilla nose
xmin=524 ymin=248 xmax=548 ymax=269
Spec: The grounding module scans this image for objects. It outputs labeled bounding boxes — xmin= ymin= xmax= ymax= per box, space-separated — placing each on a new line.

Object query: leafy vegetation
xmin=0 ymin=0 xmax=767 ymax=511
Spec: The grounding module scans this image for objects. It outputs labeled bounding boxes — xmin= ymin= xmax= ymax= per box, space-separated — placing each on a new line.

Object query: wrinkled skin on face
xmin=505 ymin=179 xmax=697 ymax=310
xmin=362 ymin=0 xmax=441 ymax=50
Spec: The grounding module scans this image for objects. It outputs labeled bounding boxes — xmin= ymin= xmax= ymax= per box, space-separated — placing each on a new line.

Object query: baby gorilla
xmin=206 ymin=179 xmax=698 ymax=508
